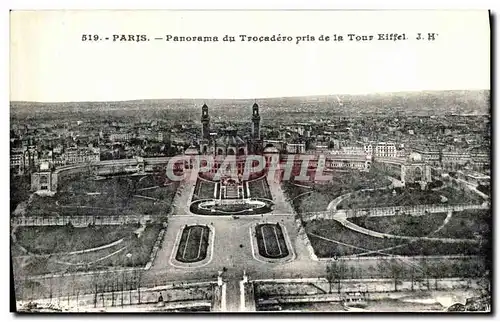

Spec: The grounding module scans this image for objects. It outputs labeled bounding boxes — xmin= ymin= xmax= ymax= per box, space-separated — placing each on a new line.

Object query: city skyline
xmin=9 ymin=88 xmax=491 ymax=104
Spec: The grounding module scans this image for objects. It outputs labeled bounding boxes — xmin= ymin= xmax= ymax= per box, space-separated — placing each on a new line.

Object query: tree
xmin=419 ymin=257 xmax=431 ymax=290
xmin=350 ymin=266 xmax=356 ymax=279
xmin=429 ymin=263 xmax=442 ymax=290
xmin=49 ymin=276 xmax=53 ymax=302
xmin=367 ymin=265 xmax=376 ymax=279
xmin=136 ymin=270 xmax=142 ymax=304
xmin=65 ymin=221 xmax=75 ymax=233
xmin=326 ymin=263 xmax=336 ymax=294
xmin=477 ymin=268 xmax=491 ymax=298
xmin=410 ymin=265 xmax=415 ymax=291
xmin=387 ymin=258 xmax=403 ymax=292
xmin=111 ymin=280 xmax=116 ymax=307
xmin=92 ymin=273 xmax=99 ymax=308
xmin=326 ymin=260 xmax=347 ymax=294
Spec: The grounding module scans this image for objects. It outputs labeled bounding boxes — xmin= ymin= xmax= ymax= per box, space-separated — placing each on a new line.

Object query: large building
xmin=286 ymin=142 xmax=306 ymax=154
xmin=197 ymin=103 xmax=262 ymax=157
xmin=412 ymin=146 xmax=490 ymax=173
xmin=10 ymin=146 xmax=38 ymax=175
xmin=109 ymin=132 xmax=133 ymax=142
xmin=186 ymin=103 xmax=264 ymax=178
xmin=64 ymin=147 xmax=101 ymax=164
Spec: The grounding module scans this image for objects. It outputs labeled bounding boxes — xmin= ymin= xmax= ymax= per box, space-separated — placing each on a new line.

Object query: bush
xmin=427 ymin=180 xmax=444 ymax=190
xmin=406 ymin=182 xmax=421 ymax=190
xmin=477 ymin=184 xmax=490 ymax=196
xmin=66 ymin=222 xmax=75 ymax=232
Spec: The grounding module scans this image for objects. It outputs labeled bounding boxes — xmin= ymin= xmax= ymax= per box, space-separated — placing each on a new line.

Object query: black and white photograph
xmin=9 ymin=10 xmax=491 ymax=313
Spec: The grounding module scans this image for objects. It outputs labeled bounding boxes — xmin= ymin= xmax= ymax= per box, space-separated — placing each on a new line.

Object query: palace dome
xmin=215 ymin=127 xmax=246 ymax=147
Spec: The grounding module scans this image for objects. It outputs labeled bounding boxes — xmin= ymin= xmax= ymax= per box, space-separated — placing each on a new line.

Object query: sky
xmin=10 ymin=10 xmax=490 ymax=102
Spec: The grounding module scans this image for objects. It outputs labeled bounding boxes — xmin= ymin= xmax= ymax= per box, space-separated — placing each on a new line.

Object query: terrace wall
xmin=302 ymin=203 xmax=489 ymax=221
xmin=17 ymin=281 xmax=215 ymax=311
xmin=254 ymin=277 xmax=484 ymax=300
xmin=32 ymin=158 xmax=183 ymax=194
xmin=11 ymin=215 xmax=152 ymax=227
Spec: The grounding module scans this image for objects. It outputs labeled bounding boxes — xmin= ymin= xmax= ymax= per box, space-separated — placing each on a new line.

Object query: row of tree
xmin=325 ymin=257 xmax=489 ymax=294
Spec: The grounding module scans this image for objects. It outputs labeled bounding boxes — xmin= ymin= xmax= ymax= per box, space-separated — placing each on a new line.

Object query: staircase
xmin=225 ymin=185 xmax=240 ymax=199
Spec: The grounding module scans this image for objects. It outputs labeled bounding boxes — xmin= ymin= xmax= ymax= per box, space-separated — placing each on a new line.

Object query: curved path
xmin=310 ymin=210 xmax=455 ymax=258
xmin=32 ymin=184 xmax=173 ymax=221
xmin=52 ymin=245 xmax=128 ymax=266
xmin=327 ymin=192 xmax=352 ymax=211
xmin=54 ymin=238 xmax=125 ymax=256
xmin=307 ymin=210 xmax=469 ymax=276
xmin=354 ymin=210 xmax=454 ymax=257
xmin=332 ymin=210 xmax=480 ymax=244
xmin=306 ymin=232 xmax=425 ymax=273
xmin=285 ymin=182 xmax=312 ymax=205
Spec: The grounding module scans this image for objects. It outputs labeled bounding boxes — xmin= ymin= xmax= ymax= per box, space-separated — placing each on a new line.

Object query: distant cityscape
xmin=10 ymin=91 xmax=491 ymax=178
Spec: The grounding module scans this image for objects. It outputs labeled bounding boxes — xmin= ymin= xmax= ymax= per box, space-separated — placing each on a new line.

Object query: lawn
xmin=384 ymin=240 xmax=483 ymax=257
xmin=433 ymin=209 xmax=491 ymax=240
xmin=55 ymin=241 xmax=128 ymax=265
xmin=255 ymin=224 xmax=289 ymax=259
xmin=13 ymin=224 xmax=165 ymax=276
xmin=248 ymin=177 xmax=272 ymax=200
xmin=56 ymin=192 xmax=132 ymax=208
xmin=283 ymin=169 xmax=391 ymax=214
xmin=95 ymin=223 xmax=164 ymax=267
xmin=337 ymin=185 xmax=483 ymax=210
xmin=338 ymin=188 xmax=442 ymax=209
xmin=305 ymin=220 xmax=397 ymax=257
xmin=14 ymin=224 xmax=139 ymax=254
xmin=349 ymin=213 xmax=448 ymax=237
xmin=281 ymin=181 xmax=311 ymax=201
xmin=192 ymin=178 xmax=216 ymax=201
xmin=291 ymin=191 xmax=331 ymax=213
xmin=305 ymin=219 xmax=483 ymax=258
xmin=61 ymin=174 xmax=139 ymax=196
xmin=313 ymin=169 xmax=391 ymax=198
xmin=26 ymin=175 xmax=135 ymax=216
xmin=25 ymin=194 xmax=60 ymax=216
xmin=13 ymin=255 xmax=73 ymax=277
xmin=56 ymin=175 xmax=144 ymax=208
xmin=175 ymin=225 xmax=210 ymax=263
xmin=477 ymin=184 xmax=490 ymax=196
xmin=10 ymin=173 xmax=31 ymax=212
xmin=438 ymin=186 xmax=484 ymax=204
xmin=24 ymin=175 xmax=178 ymax=217
xmin=127 ymin=197 xmax=168 ymax=216
xmin=135 ymin=174 xmax=170 ymax=190
xmin=138 ymin=182 xmax=179 ymax=202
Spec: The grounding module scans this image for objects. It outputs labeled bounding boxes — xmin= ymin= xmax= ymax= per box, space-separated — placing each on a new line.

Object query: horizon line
xmin=9 ymin=88 xmax=490 ymax=105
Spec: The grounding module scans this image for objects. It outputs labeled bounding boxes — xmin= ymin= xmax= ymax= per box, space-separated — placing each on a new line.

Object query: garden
xmin=24 ymin=174 xmax=178 ymax=217
xmin=283 ymin=169 xmax=392 ymax=214
xmin=13 ymin=223 xmax=164 ymax=276
xmin=248 ymin=177 xmax=272 ymax=200
xmin=14 ymin=224 xmax=139 ymax=254
xmin=349 ymin=212 xmax=448 ymax=237
xmin=304 ymin=218 xmax=484 ymax=258
xmin=338 ymin=185 xmax=484 ymax=210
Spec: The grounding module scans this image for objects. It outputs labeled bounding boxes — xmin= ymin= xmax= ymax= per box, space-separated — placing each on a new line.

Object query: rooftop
xmin=215 ymin=128 xmax=246 ymax=147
